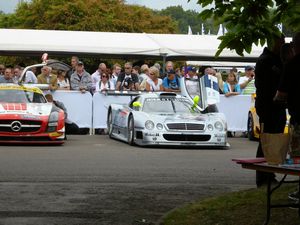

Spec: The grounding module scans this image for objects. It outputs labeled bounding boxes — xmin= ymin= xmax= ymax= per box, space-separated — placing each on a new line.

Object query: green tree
xmin=0 ymin=0 xmax=178 ymax=67
xmin=1 ymin=0 xmax=177 ymax=34
xmin=158 ymin=5 xmax=217 ymax=34
xmin=193 ymin=0 xmax=300 ymax=56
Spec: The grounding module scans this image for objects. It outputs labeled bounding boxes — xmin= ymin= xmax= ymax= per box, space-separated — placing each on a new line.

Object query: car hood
xmin=147 ymin=113 xmax=208 ymax=123
xmin=0 ymin=103 xmax=53 ymax=116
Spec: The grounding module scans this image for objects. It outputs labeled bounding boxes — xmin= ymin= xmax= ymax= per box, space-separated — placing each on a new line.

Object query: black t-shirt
xmin=254 ymin=47 xmax=285 ymax=118
xmin=117 ymin=73 xmax=139 ymax=90
xmin=279 ymin=53 xmax=300 ymax=124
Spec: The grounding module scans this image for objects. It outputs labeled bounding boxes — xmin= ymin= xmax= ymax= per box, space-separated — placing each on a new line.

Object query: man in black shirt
xmin=280 ymin=33 xmax=300 ymax=126
xmin=255 ymin=34 xmax=286 ymax=187
xmin=115 ymin=62 xmax=139 ymax=91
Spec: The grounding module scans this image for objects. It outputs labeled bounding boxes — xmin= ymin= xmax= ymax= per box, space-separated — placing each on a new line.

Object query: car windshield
xmin=142 ymin=97 xmax=200 ymax=113
xmin=0 ymin=89 xmax=46 ymax=103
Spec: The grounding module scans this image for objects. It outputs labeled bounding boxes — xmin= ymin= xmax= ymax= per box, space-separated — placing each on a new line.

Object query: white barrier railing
xmin=52 ymin=91 xmax=93 ymax=128
xmin=93 ymin=92 xmax=131 ymax=129
xmin=52 ymin=91 xmax=252 ymax=132
xmin=217 ymin=95 xmax=252 ymax=132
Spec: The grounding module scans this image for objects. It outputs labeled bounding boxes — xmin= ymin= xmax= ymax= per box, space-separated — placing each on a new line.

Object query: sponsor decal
xmin=2 ymin=103 xmax=27 ymax=111
xmin=145 ymin=133 xmax=159 ymax=137
xmin=22 ymin=114 xmax=39 ymax=120
xmin=177 ymin=114 xmax=205 ymax=121
xmin=0 ymin=86 xmax=42 ymax=94
xmin=214 ymin=134 xmax=226 ymax=137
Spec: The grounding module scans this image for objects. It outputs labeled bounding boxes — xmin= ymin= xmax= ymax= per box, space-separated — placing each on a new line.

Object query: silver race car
xmin=107 ymin=92 xmax=229 ymax=148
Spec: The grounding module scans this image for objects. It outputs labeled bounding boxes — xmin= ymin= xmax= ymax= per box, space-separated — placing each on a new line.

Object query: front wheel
xmin=127 ymin=115 xmax=135 ymax=145
xmin=107 ymin=109 xmax=113 ymax=138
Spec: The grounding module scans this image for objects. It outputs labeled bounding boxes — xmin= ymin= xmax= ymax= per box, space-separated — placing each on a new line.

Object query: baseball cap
xmin=77 ymin=61 xmax=84 ymax=66
xmin=245 ymin=65 xmax=254 ymax=71
xmin=187 ymin=66 xmax=197 ymax=72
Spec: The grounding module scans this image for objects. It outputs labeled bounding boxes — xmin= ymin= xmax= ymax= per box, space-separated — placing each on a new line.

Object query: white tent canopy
xmin=0 ymin=29 xmax=162 ymax=58
xmin=0 ymin=29 xmax=264 ymax=61
xmin=186 ymin=61 xmax=256 ymax=67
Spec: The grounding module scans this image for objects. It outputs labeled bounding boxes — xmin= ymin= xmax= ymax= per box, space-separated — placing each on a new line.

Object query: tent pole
xmin=162 ymin=54 xmax=167 ymax=76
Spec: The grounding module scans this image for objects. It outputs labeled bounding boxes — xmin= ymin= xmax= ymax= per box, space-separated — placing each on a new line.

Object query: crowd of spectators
xmin=0 ymin=57 xmax=258 ymax=97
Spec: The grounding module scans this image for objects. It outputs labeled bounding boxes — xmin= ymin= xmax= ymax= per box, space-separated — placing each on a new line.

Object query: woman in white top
xmin=57 ymin=70 xmax=70 ymax=90
xmin=145 ymin=66 xmax=163 ymax=92
xmin=95 ymin=73 xmax=115 ymax=92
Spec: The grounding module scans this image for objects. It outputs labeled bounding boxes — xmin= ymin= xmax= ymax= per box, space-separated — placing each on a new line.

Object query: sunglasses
xmin=102 ymin=76 xmax=108 ymax=78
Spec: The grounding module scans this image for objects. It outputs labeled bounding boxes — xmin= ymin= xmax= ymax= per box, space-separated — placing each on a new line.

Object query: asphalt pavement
xmin=0 ymin=135 xmax=258 ymax=225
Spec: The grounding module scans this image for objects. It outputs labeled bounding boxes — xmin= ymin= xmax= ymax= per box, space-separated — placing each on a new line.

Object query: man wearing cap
xmin=162 ymin=70 xmax=181 ymax=92
xmin=186 ymin=66 xmax=198 ymax=79
xmin=238 ymin=66 xmax=256 ymax=95
xmin=185 ymin=66 xmax=199 ymax=96
xmin=70 ymin=61 xmax=93 ymax=93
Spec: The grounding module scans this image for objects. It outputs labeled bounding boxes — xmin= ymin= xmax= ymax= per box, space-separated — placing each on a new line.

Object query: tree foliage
xmin=192 ymin=0 xmax=300 ymax=57
xmin=158 ymin=5 xmax=217 ymax=35
xmin=0 ymin=0 xmax=177 ymax=34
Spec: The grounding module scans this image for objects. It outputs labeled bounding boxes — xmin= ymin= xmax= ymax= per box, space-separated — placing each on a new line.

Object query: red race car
xmin=0 ymin=84 xmax=65 ymax=144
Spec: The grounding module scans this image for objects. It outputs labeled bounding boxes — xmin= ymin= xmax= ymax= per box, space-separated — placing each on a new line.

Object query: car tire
xmin=107 ymin=109 xmax=113 ymax=138
xmin=247 ymin=113 xmax=256 ymax=141
xmin=127 ymin=115 xmax=135 ymax=146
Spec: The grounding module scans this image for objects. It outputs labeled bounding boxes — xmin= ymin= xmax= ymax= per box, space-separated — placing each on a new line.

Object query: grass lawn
xmin=161 ymin=184 xmax=300 ymax=225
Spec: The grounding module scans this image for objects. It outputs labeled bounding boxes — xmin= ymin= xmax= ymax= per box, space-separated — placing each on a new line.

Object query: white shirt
xmin=185 ymin=79 xmax=199 ymax=97
xmin=238 ymin=76 xmax=249 ymax=85
xmin=138 ymin=73 xmax=149 ymax=84
xmin=95 ymin=80 xmax=115 ymax=92
xmin=110 ymin=74 xmax=118 ymax=87
xmin=91 ymin=70 xmax=101 ymax=85
xmin=147 ymin=78 xmax=162 ymax=91
xmin=24 ymin=71 xmax=38 ymax=84
xmin=57 ymin=78 xmax=70 ymax=89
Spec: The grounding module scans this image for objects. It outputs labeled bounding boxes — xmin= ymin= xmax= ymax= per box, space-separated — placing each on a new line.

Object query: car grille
xmin=163 ymin=134 xmax=211 ymax=142
xmin=0 ymin=120 xmax=42 ymax=133
xmin=166 ymin=123 xmax=205 ymax=131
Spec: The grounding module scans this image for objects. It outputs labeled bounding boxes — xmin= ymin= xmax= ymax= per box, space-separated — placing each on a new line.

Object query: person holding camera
xmin=238 ymin=66 xmax=256 ymax=95
xmin=115 ymin=62 xmax=139 ymax=91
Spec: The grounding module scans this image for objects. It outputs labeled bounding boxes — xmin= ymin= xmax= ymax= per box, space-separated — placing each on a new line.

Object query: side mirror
xmin=191 ymin=95 xmax=200 ymax=112
xmin=132 ymin=101 xmax=142 ymax=109
xmin=193 ymin=95 xmax=200 ymax=105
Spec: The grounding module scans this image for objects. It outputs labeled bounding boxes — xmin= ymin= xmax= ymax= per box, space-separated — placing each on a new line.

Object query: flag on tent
xmin=188 ymin=26 xmax=193 ymax=35
xmin=217 ymin=24 xmax=223 ymax=36
xmin=224 ymin=27 xmax=228 ymax=34
xmin=277 ymin=23 xmax=283 ymax=32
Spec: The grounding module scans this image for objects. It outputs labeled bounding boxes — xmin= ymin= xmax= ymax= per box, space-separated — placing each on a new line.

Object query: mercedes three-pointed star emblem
xmin=10 ymin=121 xmax=22 ymax=132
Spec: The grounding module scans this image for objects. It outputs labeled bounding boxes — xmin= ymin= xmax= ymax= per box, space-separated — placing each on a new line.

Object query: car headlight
xmin=214 ymin=121 xmax=223 ymax=131
xmin=207 ymin=124 xmax=213 ymax=131
xmin=145 ymin=120 xmax=155 ymax=130
xmin=47 ymin=112 xmax=59 ymax=131
xmin=156 ymin=123 xmax=163 ymax=130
